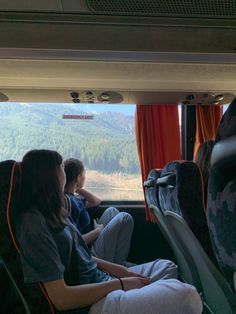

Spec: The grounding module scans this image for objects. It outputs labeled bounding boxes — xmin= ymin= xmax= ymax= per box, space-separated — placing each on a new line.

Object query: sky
xmin=4 ymin=102 xmax=136 ymax=117
xmin=73 ymin=103 xmax=136 ymax=116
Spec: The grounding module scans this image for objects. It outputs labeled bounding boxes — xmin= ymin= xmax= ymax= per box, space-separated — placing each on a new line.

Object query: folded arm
xmin=76 ymin=188 xmax=101 ymax=208
xmin=43 ymin=277 xmax=121 ymax=311
xmin=43 ymin=275 xmax=149 ymax=311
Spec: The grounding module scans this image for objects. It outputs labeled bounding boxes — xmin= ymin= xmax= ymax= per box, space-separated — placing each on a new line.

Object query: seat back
xmin=144 ymin=169 xmax=161 ymax=209
xmin=165 ymin=210 xmax=236 ymax=314
xmin=207 ymin=136 xmax=236 ymax=288
xmin=215 ymin=97 xmax=236 ymax=143
xmin=158 ymin=160 xmax=216 ymax=262
xmin=144 ymin=169 xmax=200 ymax=289
xmin=0 ymin=160 xmax=56 ymax=314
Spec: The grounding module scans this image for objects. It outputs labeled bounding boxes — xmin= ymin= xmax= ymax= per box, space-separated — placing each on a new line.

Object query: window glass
xmin=0 ymin=102 xmax=143 ymax=201
xmin=223 ymin=104 xmax=229 ymax=114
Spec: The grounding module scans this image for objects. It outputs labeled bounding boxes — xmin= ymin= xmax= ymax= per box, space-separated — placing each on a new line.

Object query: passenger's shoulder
xmin=18 ymin=208 xmax=47 ymax=233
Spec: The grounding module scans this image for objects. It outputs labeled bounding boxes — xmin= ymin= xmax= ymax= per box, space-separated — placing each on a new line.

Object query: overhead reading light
xmin=70 ymin=91 xmax=80 ymax=103
xmin=181 ymin=93 xmax=228 ymax=106
xmin=215 ymin=94 xmax=224 ymax=101
xmin=70 ymin=92 xmax=79 ymax=98
xmin=101 ymin=93 xmax=110 ymax=100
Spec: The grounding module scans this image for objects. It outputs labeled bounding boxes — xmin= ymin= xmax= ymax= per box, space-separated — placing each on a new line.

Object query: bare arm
xmin=43 ymin=276 xmax=150 ymax=311
xmin=93 ymin=257 xmax=148 ymax=279
xmin=82 ymin=221 xmax=103 ymax=244
xmin=43 ymin=278 xmax=121 ymax=311
xmin=76 ymin=188 xmax=101 ymax=208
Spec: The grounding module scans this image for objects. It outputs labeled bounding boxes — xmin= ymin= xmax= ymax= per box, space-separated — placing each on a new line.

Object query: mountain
xmin=0 ymin=103 xmax=139 ymax=173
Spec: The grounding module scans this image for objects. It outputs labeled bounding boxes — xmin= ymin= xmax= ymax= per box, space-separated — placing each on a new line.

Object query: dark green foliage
xmin=0 ymin=103 xmax=139 ymax=174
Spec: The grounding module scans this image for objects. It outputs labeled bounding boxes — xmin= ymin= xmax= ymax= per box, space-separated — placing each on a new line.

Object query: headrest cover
xmin=215 ymin=97 xmax=236 ymax=143
xmin=211 ymin=135 xmax=236 ymax=168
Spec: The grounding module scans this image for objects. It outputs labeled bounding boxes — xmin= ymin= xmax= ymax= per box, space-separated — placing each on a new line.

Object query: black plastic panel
xmin=87 ymin=0 xmax=236 ymax=18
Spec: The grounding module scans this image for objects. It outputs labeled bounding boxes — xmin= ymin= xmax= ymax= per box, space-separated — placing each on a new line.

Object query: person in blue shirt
xmin=64 ymin=158 xmax=134 ymax=265
xmin=16 ymin=149 xmax=202 ymax=314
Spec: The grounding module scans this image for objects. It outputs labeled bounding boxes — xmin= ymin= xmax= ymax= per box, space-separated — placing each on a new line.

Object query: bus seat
xmin=157 ymin=160 xmax=216 ymax=263
xmin=144 ymin=169 xmax=201 ymax=290
xmin=207 ymin=136 xmax=236 ymax=290
xmin=0 ymin=257 xmax=25 ymax=313
xmin=0 ymin=160 xmax=92 ymax=314
xmin=0 ymin=160 xmax=58 ymax=313
xmin=215 ymin=97 xmax=236 ymax=143
xmin=144 ymin=169 xmax=162 ymax=209
xmin=165 ymin=210 xmax=236 ymax=314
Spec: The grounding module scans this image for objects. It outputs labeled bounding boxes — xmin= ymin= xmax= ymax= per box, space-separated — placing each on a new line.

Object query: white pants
xmin=92 ymin=207 xmax=134 ymax=265
xmin=89 ymin=259 xmax=203 ymax=314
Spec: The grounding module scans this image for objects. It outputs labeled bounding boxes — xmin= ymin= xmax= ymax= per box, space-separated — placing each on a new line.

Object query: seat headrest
xmin=156 ymin=172 xmax=176 ymax=188
xmin=211 ymin=135 xmax=236 ymax=168
xmin=158 ymin=160 xmax=204 ymax=214
xmin=144 ymin=169 xmax=162 ymax=187
xmin=215 ymin=97 xmax=236 ymax=143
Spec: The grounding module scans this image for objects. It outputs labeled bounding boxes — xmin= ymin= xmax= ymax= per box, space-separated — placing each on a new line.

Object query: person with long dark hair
xmin=16 ymin=149 xmax=202 ymax=314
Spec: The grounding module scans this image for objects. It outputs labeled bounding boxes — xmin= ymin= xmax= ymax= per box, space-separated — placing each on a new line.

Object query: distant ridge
xmin=0 ymin=103 xmax=139 ymax=174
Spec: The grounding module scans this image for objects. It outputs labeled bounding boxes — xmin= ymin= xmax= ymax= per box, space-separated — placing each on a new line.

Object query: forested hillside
xmin=0 ymin=103 xmax=139 ymax=174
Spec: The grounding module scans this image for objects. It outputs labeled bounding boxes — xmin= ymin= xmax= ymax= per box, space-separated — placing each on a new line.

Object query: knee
xmin=177 ymin=284 xmax=203 ymax=314
xmin=106 ymin=207 xmax=120 ymax=215
xmin=119 ymin=212 xmax=134 ymax=227
xmin=152 ymin=259 xmax=178 ymax=279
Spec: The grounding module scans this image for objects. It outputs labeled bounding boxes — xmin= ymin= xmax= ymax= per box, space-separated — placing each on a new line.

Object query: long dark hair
xmin=21 ymin=149 xmax=67 ymax=231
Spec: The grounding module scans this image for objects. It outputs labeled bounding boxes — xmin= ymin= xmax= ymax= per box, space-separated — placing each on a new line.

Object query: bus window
xmin=0 ymin=102 xmax=143 ymax=201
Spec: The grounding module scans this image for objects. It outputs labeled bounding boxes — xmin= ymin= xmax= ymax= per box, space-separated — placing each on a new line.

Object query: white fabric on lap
xmin=89 ymin=259 xmax=202 ymax=314
xmin=90 ymin=279 xmax=202 ymax=314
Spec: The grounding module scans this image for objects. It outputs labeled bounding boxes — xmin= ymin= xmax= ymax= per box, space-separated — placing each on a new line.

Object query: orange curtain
xmin=135 ymin=104 xmax=181 ymax=222
xmin=194 ymin=106 xmax=222 ymax=157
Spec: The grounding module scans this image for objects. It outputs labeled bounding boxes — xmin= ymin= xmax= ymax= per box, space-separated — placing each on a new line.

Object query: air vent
xmin=86 ymin=0 xmax=236 ymax=18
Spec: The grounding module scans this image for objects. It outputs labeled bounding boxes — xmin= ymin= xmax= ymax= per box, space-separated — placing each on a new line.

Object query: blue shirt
xmin=66 ymin=193 xmax=92 ymax=234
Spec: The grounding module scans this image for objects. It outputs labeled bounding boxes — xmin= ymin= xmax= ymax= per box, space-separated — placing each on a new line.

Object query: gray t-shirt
xmin=15 ymin=208 xmax=110 ymax=285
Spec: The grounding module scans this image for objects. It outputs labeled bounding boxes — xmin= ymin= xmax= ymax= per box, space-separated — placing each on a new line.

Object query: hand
xmin=93 ymin=219 xmax=103 ymax=233
xmin=107 ymin=264 xmax=149 ymax=280
xmin=123 ymin=269 xmax=149 ymax=280
xmin=120 ymin=276 xmax=150 ymax=291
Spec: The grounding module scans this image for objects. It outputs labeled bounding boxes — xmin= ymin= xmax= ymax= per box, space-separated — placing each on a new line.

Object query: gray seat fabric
xmin=145 ymin=167 xmax=236 ymax=312
xmin=158 ymin=160 xmax=216 ymax=263
xmin=165 ymin=210 xmax=236 ymax=314
xmin=207 ymin=97 xmax=236 ymax=289
xmin=144 ymin=169 xmax=162 ymax=209
xmin=215 ymin=97 xmax=236 ymax=143
xmin=207 ymin=136 xmax=236 ymax=289
xmin=144 ymin=169 xmax=201 ymax=290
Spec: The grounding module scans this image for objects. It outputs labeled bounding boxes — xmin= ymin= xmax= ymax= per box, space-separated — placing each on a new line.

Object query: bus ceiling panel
xmin=0 ymin=60 xmax=236 ymax=92
xmin=0 ymin=89 xmax=234 ymax=105
xmin=0 ymin=0 xmax=64 ymax=12
xmin=0 ymin=22 xmax=236 ymax=54
xmin=0 ymin=0 xmax=90 ymax=12
xmin=1 ymin=50 xmax=236 ymax=65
